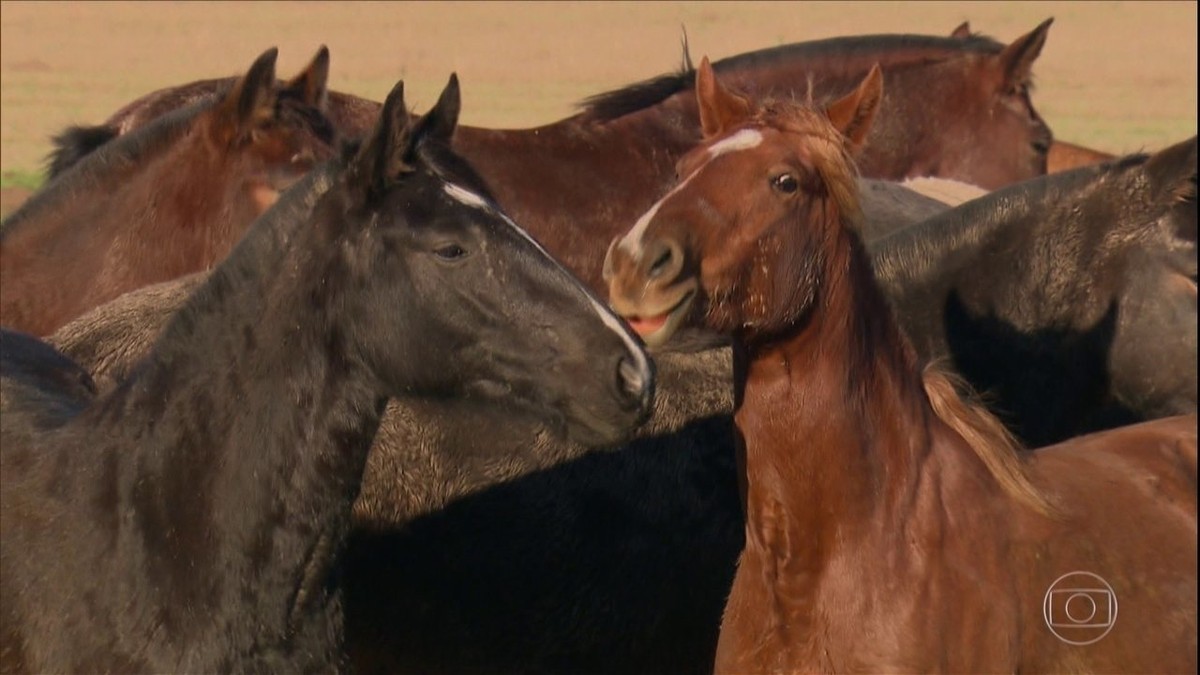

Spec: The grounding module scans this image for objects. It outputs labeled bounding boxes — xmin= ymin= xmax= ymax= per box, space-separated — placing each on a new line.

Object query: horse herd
xmin=0 ymin=19 xmax=1195 ymax=674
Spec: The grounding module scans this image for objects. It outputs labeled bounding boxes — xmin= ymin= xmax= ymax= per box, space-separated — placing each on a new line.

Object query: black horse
xmin=0 ymin=75 xmax=653 ymax=674
xmin=872 ymin=136 xmax=1197 ymax=445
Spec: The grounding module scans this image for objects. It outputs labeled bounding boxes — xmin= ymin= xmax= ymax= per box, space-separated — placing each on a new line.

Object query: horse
xmin=0 ymin=47 xmax=338 ymax=337
xmin=604 ymin=57 xmax=1197 ymax=673
xmin=42 ymin=23 xmax=1055 ymax=293
xmin=0 ymin=72 xmax=654 ymax=674
xmin=41 ymin=124 xmax=1195 ymax=675
xmin=40 ymin=104 xmax=1197 ymax=675
xmin=870 ymin=137 xmax=1197 ymax=446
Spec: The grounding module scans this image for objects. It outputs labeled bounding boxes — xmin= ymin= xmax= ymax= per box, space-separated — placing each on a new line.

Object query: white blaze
xmin=617 ymin=129 xmax=763 ymax=254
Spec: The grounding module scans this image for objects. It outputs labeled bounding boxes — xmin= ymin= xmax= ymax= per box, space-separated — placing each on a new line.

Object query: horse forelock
xmin=578 ymin=33 xmax=1004 ymax=122
xmin=759 ymin=101 xmax=864 ymax=228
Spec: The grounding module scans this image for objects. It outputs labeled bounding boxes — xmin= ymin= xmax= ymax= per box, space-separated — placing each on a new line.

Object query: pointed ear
xmin=950 ymin=21 xmax=972 ymax=39
xmin=213 ymin=47 xmax=279 ymax=144
xmin=696 ymin=56 xmax=751 ymax=139
xmin=994 ymin=18 xmax=1052 ymax=91
xmin=348 ymin=80 xmax=413 ymax=205
xmin=825 ymin=63 xmax=883 ymax=152
xmin=408 ymin=73 xmax=461 ymax=149
xmin=1143 ymin=136 xmax=1198 ymax=204
xmin=282 ymin=45 xmax=330 ymax=109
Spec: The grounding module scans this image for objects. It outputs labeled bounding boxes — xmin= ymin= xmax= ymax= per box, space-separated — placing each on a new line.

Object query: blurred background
xmin=2 ymin=0 xmax=1196 ymax=210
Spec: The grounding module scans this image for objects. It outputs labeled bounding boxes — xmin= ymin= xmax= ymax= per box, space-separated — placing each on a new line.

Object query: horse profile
xmin=0 ymin=47 xmax=337 ymax=336
xmin=605 ymin=58 xmax=1196 ymax=673
xmin=0 ymin=75 xmax=653 ymax=674
xmin=44 ymin=23 xmax=1055 ymax=292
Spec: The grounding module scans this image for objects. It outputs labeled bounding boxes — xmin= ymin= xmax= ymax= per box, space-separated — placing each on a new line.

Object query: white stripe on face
xmin=444 ymin=182 xmax=493 ymax=211
xmin=617 ymin=129 xmax=763 ymax=255
xmin=442 ymin=182 xmax=653 ymax=388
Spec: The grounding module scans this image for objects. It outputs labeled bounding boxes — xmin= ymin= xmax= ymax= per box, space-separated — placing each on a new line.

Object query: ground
xmin=0 ymin=1 xmax=1196 ymax=216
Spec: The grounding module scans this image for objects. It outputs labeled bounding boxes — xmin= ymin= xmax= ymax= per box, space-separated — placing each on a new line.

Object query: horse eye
xmin=433 ymin=244 xmax=468 ymax=261
xmin=772 ymin=173 xmax=799 ymax=194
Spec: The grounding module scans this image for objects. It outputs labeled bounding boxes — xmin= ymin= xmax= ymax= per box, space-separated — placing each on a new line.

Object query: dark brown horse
xmin=605 ymin=58 xmax=1197 ymax=673
xmin=0 ymin=47 xmax=337 ymax=336
xmin=46 ymin=23 xmax=1055 ymax=292
xmin=1 ymin=74 xmax=652 ymax=674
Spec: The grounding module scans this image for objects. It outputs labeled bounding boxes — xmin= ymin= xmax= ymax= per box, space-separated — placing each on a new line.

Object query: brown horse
xmin=45 ymin=24 xmax=1054 ymax=292
xmin=0 ymin=47 xmax=336 ymax=336
xmin=606 ymin=59 xmax=1197 ymax=673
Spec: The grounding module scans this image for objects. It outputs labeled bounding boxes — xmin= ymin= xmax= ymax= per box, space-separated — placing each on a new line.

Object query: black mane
xmin=578 ymin=32 xmax=1004 ymax=122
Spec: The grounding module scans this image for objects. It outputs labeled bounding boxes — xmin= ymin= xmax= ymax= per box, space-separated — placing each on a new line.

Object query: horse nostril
xmin=649 ymin=249 xmax=672 ymax=277
xmin=616 ymin=355 xmax=648 ymax=405
xmin=648 ymin=240 xmax=682 ymax=279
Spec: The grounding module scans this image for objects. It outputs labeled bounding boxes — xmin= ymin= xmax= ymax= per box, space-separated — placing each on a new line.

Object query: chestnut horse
xmin=45 ymin=23 xmax=1055 ymax=292
xmin=1 ymin=75 xmax=653 ymax=674
xmin=606 ymin=59 xmax=1197 ymax=673
xmin=0 ymin=47 xmax=337 ymax=336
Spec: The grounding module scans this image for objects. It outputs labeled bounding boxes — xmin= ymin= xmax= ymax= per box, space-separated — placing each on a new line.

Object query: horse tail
xmin=922 ymin=364 xmax=1058 ymax=516
xmin=44 ymin=124 xmax=119 ymax=180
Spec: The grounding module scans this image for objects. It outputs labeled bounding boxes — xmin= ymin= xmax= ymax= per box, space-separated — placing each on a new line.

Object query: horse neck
xmin=5 ymin=122 xmax=254 ymax=278
xmin=732 ymin=222 xmax=935 ymax=561
xmin=91 ymin=180 xmax=381 ymax=617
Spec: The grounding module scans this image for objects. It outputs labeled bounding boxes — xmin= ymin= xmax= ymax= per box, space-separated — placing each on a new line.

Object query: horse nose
xmin=615 ymin=353 xmax=653 ymax=411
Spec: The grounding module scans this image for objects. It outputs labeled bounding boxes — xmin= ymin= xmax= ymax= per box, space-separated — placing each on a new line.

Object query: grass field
xmin=1 ymin=1 xmax=1196 ymax=213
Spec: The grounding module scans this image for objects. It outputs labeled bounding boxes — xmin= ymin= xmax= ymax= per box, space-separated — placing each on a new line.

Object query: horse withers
xmin=605 ymin=58 xmax=1196 ymax=673
xmin=0 ymin=75 xmax=652 ymax=673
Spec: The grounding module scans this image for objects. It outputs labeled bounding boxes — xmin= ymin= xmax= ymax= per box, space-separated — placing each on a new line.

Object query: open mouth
xmin=622 ymin=290 xmax=695 ymax=348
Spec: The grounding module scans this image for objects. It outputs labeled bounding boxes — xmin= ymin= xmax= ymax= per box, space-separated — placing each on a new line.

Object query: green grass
xmin=1 ymin=170 xmax=43 ymax=190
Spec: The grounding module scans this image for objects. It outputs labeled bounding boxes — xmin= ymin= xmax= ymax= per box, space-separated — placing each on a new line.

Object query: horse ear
xmin=408 ymin=73 xmax=461 ymax=149
xmin=214 ymin=47 xmax=279 ymax=144
xmin=696 ymin=56 xmax=751 ymax=139
xmin=348 ymin=80 xmax=413 ymax=204
xmin=282 ymin=45 xmax=330 ymax=109
xmin=993 ymin=18 xmax=1052 ymax=91
xmin=1143 ymin=136 xmax=1198 ymax=204
xmin=950 ymin=21 xmax=972 ymax=39
xmin=825 ymin=63 xmax=883 ymax=151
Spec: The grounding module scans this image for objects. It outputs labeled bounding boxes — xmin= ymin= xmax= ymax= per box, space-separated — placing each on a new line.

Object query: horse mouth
xmin=622 ymin=289 xmax=695 ymax=348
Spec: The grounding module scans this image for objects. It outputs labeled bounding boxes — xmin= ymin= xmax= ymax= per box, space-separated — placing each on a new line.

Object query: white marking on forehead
xmin=707 ymin=128 xmax=763 ymax=159
xmin=443 ymin=182 xmax=493 ymax=211
xmin=444 ymin=182 xmax=652 ymax=386
xmin=618 ymin=129 xmax=763 ymax=254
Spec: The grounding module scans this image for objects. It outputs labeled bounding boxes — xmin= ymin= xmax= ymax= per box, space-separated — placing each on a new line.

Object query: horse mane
xmin=44 ymin=124 xmax=120 ymax=180
xmin=578 ymin=33 xmax=1004 ymax=122
xmin=922 ymin=365 xmax=1057 ymax=515
xmin=1 ymin=101 xmax=210 ymax=234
